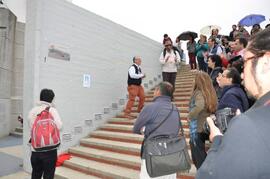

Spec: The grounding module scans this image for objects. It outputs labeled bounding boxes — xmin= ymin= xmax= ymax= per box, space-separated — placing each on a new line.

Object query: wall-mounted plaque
xmin=95 ymin=113 xmax=102 ymax=120
xmin=85 ymin=119 xmax=93 ymax=126
xmin=62 ymin=133 xmax=72 ymax=142
xmin=104 ymin=107 xmax=110 ymax=114
xmin=74 ymin=126 xmax=83 ymax=134
xmin=48 ymin=46 xmax=70 ymax=61
xmin=112 ymin=103 xmax=118 ymax=110
xmin=119 ymin=99 xmax=125 ymax=105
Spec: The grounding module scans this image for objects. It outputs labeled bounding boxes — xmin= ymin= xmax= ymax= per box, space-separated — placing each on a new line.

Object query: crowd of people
xmin=131 ymin=25 xmax=270 ymax=178
xmin=26 ymin=24 xmax=270 ymax=179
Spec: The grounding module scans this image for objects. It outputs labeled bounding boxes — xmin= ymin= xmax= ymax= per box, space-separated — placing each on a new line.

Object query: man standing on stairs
xmin=196 ymin=28 xmax=270 ymax=179
xmin=133 ymin=81 xmax=180 ymax=179
xmin=124 ymin=56 xmax=146 ymax=118
xmin=160 ymin=39 xmax=181 ymax=91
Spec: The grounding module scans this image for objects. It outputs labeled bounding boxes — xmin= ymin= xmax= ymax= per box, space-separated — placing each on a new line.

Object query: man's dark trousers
xmin=162 ymin=72 xmax=177 ymax=90
xmin=31 ymin=149 xmax=57 ymax=179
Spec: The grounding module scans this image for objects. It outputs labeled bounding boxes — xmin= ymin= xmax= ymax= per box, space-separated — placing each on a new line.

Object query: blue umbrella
xmin=239 ymin=14 xmax=265 ymax=27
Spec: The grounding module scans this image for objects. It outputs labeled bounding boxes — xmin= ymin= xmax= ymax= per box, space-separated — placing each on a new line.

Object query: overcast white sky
xmin=72 ymin=0 xmax=270 ymax=42
xmin=4 ymin=0 xmax=270 ymax=42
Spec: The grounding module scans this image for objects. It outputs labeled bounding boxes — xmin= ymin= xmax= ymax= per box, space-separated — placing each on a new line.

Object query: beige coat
xmin=188 ymin=90 xmax=211 ymax=133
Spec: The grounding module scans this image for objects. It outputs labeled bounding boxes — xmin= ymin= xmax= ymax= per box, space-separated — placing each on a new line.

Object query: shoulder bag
xmin=143 ymin=104 xmax=191 ymax=178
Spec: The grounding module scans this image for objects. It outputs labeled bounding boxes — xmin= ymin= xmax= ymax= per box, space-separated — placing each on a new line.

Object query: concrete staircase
xmin=10 ymin=126 xmax=23 ymax=137
xmin=55 ymin=65 xmax=197 ymax=179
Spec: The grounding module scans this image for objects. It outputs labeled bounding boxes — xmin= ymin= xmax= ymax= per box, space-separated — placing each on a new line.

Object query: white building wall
xmin=23 ymin=0 xmax=162 ymax=172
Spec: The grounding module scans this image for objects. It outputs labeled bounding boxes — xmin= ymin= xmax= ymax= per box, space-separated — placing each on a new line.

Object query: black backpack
xmin=163 ymin=46 xmax=180 ymax=57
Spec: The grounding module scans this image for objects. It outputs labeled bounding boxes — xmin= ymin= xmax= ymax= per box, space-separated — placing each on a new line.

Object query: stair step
xmin=148 ymin=88 xmax=192 ymax=94
xmin=91 ymin=130 xmax=143 ymax=143
xmin=147 ymin=93 xmax=192 ymax=98
xmin=80 ymin=138 xmax=141 ymax=156
xmin=175 ymin=78 xmax=195 ymax=81
xmin=101 ymin=124 xmax=133 ymax=132
xmin=133 ymin=101 xmax=189 ymax=107
xmin=100 ymin=123 xmax=190 ymax=135
xmin=55 ymin=166 xmax=101 ymax=179
xmin=69 ymin=146 xmax=141 ymax=170
xmin=118 ymin=112 xmax=188 ymax=118
xmin=174 ymin=89 xmax=192 ymax=93
xmin=175 ymin=78 xmax=194 ymax=81
xmin=145 ymin=97 xmax=190 ymax=102
xmin=174 ymin=83 xmax=194 ymax=87
xmin=63 ymin=156 xmax=139 ymax=179
xmin=132 ymin=106 xmax=189 ymax=112
xmin=174 ymin=81 xmax=194 ymax=85
xmin=15 ymin=126 xmax=23 ymax=133
xmin=108 ymin=117 xmax=189 ymax=128
xmin=10 ymin=131 xmax=23 ymax=137
xmin=108 ymin=118 xmax=136 ymax=125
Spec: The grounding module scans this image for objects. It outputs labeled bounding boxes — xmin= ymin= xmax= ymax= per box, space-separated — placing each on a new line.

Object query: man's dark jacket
xmin=218 ymin=84 xmax=249 ymax=112
xmin=196 ymin=91 xmax=270 ymax=179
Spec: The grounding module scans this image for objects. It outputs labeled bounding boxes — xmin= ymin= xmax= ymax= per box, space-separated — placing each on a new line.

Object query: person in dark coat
xmin=208 ymin=55 xmax=223 ymax=99
xmin=216 ymin=67 xmax=249 ymax=112
xmin=196 ymin=28 xmax=270 ymax=179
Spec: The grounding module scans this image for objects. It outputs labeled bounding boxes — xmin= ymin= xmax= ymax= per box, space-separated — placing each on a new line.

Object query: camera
xmin=203 ymin=108 xmax=236 ymax=134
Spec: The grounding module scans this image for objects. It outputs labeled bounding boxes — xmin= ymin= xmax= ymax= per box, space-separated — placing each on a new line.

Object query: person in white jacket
xmin=28 ymin=88 xmax=62 ymax=179
xmin=160 ymin=39 xmax=181 ymax=91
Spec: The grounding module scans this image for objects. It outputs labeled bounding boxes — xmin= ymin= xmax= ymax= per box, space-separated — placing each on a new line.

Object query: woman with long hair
xmin=188 ymin=71 xmax=217 ymax=169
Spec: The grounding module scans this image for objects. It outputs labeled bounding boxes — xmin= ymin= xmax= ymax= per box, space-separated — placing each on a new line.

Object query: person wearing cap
xmin=124 ymin=56 xmax=146 ymax=118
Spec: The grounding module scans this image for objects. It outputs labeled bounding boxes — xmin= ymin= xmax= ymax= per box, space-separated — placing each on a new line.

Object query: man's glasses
xmin=218 ymin=73 xmax=227 ymax=78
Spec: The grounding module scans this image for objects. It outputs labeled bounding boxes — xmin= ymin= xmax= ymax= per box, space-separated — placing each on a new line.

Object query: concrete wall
xmin=23 ymin=0 xmax=162 ymax=172
xmin=0 ymin=7 xmax=16 ymax=137
xmin=5 ymin=0 xmax=26 ymax=22
xmin=10 ymin=22 xmax=25 ymax=132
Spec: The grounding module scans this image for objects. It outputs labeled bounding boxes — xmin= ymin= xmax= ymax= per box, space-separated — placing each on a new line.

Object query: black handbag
xmin=143 ymin=104 xmax=191 ymax=178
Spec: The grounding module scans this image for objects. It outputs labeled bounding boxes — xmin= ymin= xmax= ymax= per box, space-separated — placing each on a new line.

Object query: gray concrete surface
xmin=0 ymin=135 xmax=22 ymax=148
xmin=0 ymin=135 xmax=24 ymax=177
xmin=0 ymin=152 xmax=23 ymax=177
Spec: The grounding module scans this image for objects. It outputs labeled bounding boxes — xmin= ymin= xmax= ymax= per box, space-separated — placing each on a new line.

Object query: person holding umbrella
xmin=250 ymin=24 xmax=262 ymax=36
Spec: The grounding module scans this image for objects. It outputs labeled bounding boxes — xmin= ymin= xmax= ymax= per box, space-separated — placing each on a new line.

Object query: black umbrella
xmin=178 ymin=31 xmax=198 ymax=41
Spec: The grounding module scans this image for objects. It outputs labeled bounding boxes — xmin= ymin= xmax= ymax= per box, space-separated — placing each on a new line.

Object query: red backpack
xmin=31 ymin=107 xmax=60 ymax=151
